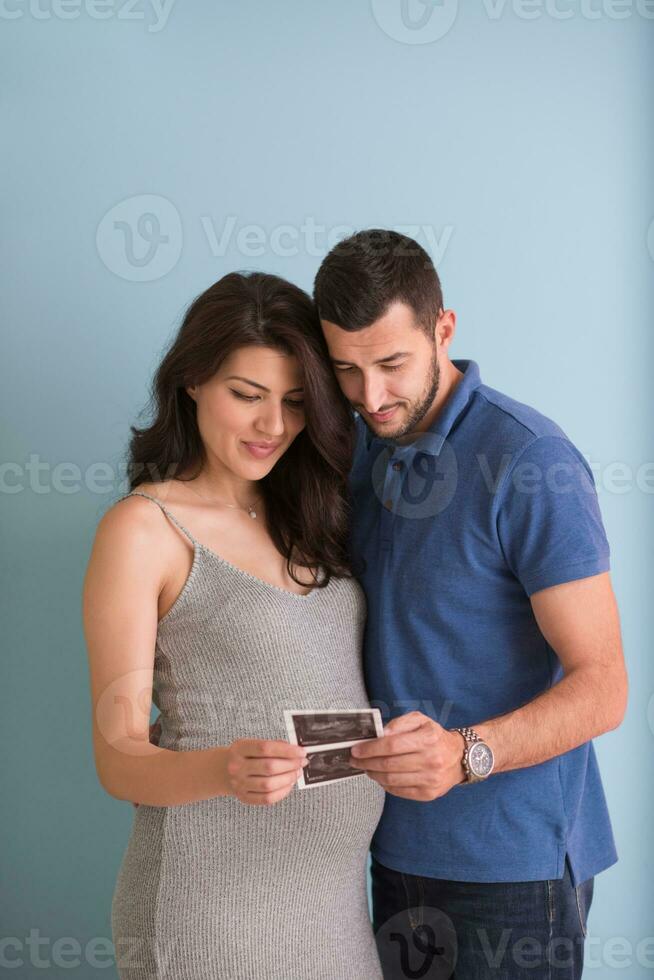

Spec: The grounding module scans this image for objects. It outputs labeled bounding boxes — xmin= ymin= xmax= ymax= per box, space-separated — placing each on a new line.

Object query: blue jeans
xmin=371 ymin=855 xmax=594 ymax=979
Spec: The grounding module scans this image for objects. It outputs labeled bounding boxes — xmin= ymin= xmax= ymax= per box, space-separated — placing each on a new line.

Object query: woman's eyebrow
xmin=225 ymin=375 xmax=304 ymax=394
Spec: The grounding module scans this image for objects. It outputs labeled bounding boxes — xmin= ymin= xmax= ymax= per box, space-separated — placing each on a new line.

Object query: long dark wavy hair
xmin=126 ymin=271 xmax=356 ymax=588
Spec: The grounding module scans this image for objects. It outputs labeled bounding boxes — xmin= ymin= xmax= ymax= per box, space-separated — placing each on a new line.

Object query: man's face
xmin=320 ymin=300 xmax=440 ymax=442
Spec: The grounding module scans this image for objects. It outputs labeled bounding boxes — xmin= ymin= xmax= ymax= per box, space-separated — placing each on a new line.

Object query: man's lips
xmin=368 ymin=406 xmax=400 ymax=423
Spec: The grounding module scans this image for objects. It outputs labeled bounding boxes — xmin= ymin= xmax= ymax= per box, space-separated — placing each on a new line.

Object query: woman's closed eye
xmin=230 ymin=389 xmax=304 ymax=409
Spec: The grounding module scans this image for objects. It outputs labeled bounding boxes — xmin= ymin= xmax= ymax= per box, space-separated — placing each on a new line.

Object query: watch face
xmin=468 ymin=741 xmax=494 ymax=778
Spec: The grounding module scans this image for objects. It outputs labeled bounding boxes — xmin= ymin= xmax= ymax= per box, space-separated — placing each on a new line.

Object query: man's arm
xmin=350 ymin=573 xmax=627 ymax=800
xmin=474 ymin=571 xmax=627 ymax=772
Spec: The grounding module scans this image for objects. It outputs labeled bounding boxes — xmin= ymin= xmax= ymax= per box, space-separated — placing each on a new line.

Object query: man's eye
xmin=335 ymin=363 xmax=403 ymax=373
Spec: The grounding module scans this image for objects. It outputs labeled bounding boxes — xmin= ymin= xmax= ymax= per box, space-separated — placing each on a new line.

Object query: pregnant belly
xmin=128 ymin=769 xmax=384 ymax=878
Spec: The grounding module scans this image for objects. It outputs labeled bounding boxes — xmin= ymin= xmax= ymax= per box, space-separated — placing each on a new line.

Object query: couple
xmin=83 ymin=229 xmax=626 ymax=980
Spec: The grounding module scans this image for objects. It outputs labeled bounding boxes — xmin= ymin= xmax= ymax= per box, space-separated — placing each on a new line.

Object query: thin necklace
xmin=183 ymin=479 xmax=262 ymax=520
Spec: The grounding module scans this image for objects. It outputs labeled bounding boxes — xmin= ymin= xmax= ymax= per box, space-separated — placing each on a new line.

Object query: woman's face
xmin=187 ymin=345 xmax=306 ymax=480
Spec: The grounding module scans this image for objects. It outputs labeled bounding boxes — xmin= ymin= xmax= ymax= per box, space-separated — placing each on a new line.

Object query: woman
xmin=83 ymin=271 xmax=386 ymax=979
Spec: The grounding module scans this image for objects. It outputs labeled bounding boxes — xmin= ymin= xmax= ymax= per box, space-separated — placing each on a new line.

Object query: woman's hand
xmin=224 ymin=739 xmax=308 ymax=805
xmin=131 ymin=724 xmax=308 ymax=807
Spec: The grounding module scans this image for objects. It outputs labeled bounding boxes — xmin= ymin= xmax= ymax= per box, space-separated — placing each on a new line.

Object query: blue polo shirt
xmin=349 ymin=359 xmax=617 ymax=886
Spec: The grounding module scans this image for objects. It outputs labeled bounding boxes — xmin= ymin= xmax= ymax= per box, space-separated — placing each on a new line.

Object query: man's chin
xmin=364 ymin=412 xmax=409 ymax=442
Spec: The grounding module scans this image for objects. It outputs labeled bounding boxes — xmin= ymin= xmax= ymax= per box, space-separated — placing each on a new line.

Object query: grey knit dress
xmin=110 ymin=491 xmax=386 ymax=980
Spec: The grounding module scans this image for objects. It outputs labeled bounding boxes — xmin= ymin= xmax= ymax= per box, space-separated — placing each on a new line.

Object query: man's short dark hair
xmin=313 ymin=228 xmax=443 ymax=336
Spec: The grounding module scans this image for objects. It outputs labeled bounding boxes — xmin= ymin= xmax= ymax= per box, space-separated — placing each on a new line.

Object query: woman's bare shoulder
xmin=94 ymin=483 xmax=177 ymax=552
xmin=84 ymin=491 xmax=173 ymax=610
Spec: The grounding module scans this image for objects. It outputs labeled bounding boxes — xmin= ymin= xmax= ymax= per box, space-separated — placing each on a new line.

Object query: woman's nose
xmin=255 ymin=401 xmax=285 ymax=437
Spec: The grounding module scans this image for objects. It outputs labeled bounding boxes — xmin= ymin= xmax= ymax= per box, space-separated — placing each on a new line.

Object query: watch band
xmin=452 ymin=726 xmax=488 ymax=784
xmin=454 ymin=725 xmax=481 ymax=744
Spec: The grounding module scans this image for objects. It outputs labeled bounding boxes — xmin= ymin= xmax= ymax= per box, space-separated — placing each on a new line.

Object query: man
xmin=313 ymin=229 xmax=627 ymax=980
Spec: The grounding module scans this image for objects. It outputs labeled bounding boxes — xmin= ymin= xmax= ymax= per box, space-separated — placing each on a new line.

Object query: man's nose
xmin=359 ymin=374 xmax=389 ymax=414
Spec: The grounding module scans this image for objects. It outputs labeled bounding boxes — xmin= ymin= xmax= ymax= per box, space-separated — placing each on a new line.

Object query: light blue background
xmin=2 ymin=2 xmax=652 ymax=976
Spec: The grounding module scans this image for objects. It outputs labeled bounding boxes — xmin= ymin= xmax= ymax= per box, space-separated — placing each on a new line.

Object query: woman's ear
xmin=186 ymin=385 xmax=198 ymax=402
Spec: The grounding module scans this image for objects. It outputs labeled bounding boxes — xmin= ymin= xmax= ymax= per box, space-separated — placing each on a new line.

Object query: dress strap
xmin=121 ymin=490 xmax=199 ymax=548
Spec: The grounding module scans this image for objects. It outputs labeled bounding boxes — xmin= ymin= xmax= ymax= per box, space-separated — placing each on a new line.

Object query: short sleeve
xmin=496 ymin=435 xmax=611 ymax=596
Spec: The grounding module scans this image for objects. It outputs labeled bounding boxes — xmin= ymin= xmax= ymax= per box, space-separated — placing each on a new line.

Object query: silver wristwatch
xmin=452 ymin=726 xmax=494 ymax=783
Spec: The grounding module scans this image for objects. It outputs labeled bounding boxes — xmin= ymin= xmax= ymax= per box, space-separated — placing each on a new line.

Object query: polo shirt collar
xmin=364 ymin=359 xmax=482 ymax=456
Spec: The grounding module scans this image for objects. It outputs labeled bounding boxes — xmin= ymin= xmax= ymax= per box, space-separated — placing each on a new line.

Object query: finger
xmin=390 ymin=786 xmax=430 ymax=800
xmin=351 ymin=730 xmax=425 ymax=760
xmin=368 ymin=770 xmax=425 ymax=787
xmin=245 ymin=785 xmax=295 ymax=805
xmin=366 ymin=776 xmax=431 ymax=800
xmin=245 ymin=757 xmax=309 ymax=777
xmin=240 ymin=739 xmax=307 ymax=762
xmin=246 ymin=770 xmax=303 ymax=793
xmin=383 ymin=711 xmax=428 ymax=735
xmin=352 ymin=751 xmax=424 ymax=773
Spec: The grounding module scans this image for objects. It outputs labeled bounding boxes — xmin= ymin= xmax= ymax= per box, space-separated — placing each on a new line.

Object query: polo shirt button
xmin=392 ymin=462 xmax=402 ymax=471
xmin=385 ymin=498 xmax=393 ymax=509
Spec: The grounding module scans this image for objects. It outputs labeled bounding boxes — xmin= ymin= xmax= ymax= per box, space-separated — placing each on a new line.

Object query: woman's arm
xmin=82 ymin=497 xmax=230 ymax=807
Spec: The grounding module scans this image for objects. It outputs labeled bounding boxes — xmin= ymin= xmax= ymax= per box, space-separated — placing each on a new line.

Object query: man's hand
xmin=132 ymin=715 xmax=163 ymax=808
xmin=349 ymin=711 xmax=465 ymax=801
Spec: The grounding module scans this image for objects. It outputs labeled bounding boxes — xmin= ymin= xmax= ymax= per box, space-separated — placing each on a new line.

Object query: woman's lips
xmin=242 ymin=441 xmax=281 ymax=459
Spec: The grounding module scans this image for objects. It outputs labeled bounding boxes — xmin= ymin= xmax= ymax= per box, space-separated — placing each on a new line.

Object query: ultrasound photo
xmin=302 ymin=746 xmax=364 ymax=785
xmin=284 ymin=708 xmax=384 ymax=789
xmin=291 ymin=710 xmax=379 ymax=746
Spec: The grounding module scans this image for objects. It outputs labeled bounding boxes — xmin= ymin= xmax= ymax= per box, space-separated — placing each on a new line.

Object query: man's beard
xmin=365 ymin=347 xmax=440 ymax=443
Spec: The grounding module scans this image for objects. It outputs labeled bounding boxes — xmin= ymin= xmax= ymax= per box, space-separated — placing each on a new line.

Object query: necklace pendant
xmin=248 ymin=508 xmax=257 ymax=519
